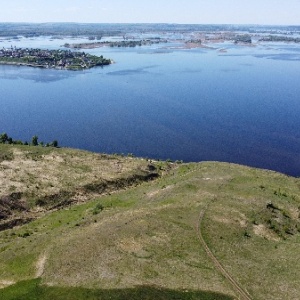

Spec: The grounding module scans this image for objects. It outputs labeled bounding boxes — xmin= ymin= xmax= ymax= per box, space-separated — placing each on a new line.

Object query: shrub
xmin=92 ymin=203 xmax=104 ymax=215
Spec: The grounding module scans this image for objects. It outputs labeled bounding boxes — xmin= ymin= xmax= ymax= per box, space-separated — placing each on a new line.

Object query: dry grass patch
xmin=253 ymin=224 xmax=280 ymax=241
xmin=0 ymin=145 xmax=164 ymax=227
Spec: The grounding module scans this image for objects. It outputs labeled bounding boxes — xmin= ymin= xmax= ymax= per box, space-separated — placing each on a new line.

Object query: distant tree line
xmin=64 ymin=39 xmax=167 ymax=50
xmin=186 ymin=39 xmax=202 ymax=44
xmin=258 ymin=35 xmax=300 ymax=43
xmin=1 ymin=23 xmax=299 ymax=38
xmin=234 ymin=34 xmax=252 ymax=44
xmin=0 ymin=133 xmax=58 ymax=147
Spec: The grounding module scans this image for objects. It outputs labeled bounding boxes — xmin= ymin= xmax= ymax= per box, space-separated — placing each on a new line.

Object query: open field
xmin=0 ymin=145 xmax=299 ymax=299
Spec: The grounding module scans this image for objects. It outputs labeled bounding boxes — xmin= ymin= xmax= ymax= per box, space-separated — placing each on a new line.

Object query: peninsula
xmin=0 ymin=47 xmax=111 ymax=70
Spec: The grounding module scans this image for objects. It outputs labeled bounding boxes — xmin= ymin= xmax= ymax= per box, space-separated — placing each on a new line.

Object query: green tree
xmin=0 ymin=132 xmax=8 ymax=144
xmin=51 ymin=140 xmax=58 ymax=147
xmin=32 ymin=135 xmax=38 ymax=146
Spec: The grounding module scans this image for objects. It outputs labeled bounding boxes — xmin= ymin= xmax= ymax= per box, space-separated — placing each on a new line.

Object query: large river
xmin=1 ymin=36 xmax=300 ymax=176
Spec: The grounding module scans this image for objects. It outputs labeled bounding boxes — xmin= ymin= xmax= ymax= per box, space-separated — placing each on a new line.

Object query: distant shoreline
xmin=0 ymin=61 xmax=67 ymax=70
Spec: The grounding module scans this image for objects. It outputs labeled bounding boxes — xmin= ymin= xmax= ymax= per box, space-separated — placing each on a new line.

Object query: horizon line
xmin=1 ymin=22 xmax=300 ymax=27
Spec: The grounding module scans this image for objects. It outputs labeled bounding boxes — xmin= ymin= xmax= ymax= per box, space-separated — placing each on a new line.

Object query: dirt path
xmin=36 ymin=253 xmax=47 ymax=278
xmin=196 ymin=209 xmax=252 ymax=300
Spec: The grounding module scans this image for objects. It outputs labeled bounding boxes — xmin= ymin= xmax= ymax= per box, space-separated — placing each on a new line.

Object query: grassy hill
xmin=0 ymin=145 xmax=299 ymax=299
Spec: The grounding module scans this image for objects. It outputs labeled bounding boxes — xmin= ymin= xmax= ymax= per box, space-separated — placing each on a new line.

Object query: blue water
xmin=1 ymin=38 xmax=300 ymax=176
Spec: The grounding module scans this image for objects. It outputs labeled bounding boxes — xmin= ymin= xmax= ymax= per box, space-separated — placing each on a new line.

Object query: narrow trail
xmin=36 ymin=252 xmax=47 ymax=278
xmin=178 ymin=164 xmax=252 ymax=299
xmin=196 ymin=208 xmax=252 ymax=300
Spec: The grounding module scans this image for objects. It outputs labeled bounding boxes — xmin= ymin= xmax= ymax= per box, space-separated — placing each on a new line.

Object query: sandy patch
xmin=213 ymin=212 xmax=247 ymax=228
xmin=0 ymin=280 xmax=15 ymax=289
xmin=237 ymin=213 xmax=248 ymax=228
xmin=253 ymin=224 xmax=280 ymax=241
xmin=213 ymin=216 xmax=233 ymax=225
xmin=147 ymin=190 xmax=160 ymax=198
xmin=147 ymin=185 xmax=173 ymax=198
xmin=36 ymin=253 xmax=48 ymax=277
xmin=118 ymin=238 xmax=143 ymax=253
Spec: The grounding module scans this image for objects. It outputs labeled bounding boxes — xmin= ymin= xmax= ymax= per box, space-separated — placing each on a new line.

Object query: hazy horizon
xmin=0 ymin=0 xmax=299 ymax=26
xmin=1 ymin=21 xmax=299 ymax=27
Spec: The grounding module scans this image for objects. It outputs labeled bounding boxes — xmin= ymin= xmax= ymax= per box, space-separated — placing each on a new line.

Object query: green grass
xmin=199 ymin=164 xmax=300 ymax=300
xmin=0 ymin=144 xmax=14 ymax=162
xmin=1 ymin=147 xmax=300 ymax=299
xmin=0 ymin=279 xmax=234 ymax=300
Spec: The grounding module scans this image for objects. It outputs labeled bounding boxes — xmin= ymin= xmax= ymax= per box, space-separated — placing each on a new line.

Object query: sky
xmin=0 ymin=0 xmax=299 ymax=25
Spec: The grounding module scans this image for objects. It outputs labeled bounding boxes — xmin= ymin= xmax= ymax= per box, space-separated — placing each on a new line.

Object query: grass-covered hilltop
xmin=0 ymin=144 xmax=300 ymax=300
xmin=0 ymin=47 xmax=111 ymax=70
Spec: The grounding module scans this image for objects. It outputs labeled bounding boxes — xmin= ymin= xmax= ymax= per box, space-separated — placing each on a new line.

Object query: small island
xmin=64 ymin=38 xmax=167 ymax=49
xmin=0 ymin=47 xmax=112 ymax=70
